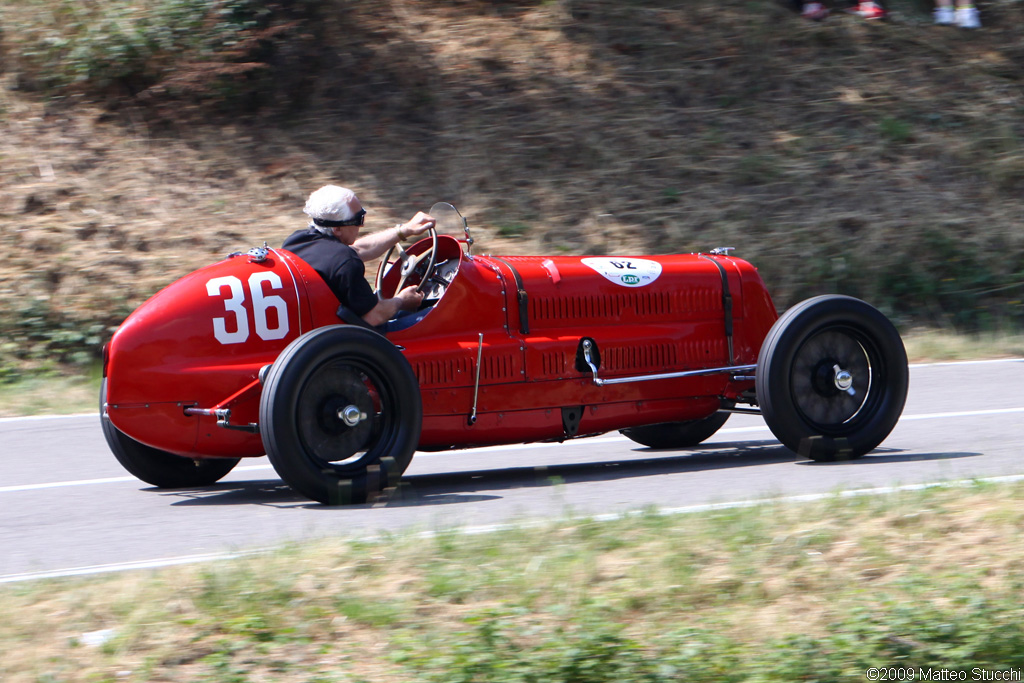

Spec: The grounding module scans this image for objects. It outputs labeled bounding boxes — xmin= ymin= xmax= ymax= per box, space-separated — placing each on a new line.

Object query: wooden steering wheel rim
xmin=374 ymin=226 xmax=438 ymax=297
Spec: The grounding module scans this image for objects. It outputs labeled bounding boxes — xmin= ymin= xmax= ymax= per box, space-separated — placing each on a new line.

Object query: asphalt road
xmin=3 ymin=359 xmax=1023 ymax=583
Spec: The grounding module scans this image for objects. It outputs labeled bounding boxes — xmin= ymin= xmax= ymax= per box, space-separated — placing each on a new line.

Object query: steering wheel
xmin=374 ymin=226 xmax=438 ymax=297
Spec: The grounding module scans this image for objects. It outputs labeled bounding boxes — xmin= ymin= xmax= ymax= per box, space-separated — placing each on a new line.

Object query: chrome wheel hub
xmin=339 ymin=404 xmax=367 ymax=427
xmin=833 ymin=365 xmax=855 ymax=395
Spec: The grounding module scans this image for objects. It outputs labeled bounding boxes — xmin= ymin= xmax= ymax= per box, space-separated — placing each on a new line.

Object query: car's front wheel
xmin=100 ymin=380 xmax=240 ymax=487
xmin=260 ymin=325 xmax=422 ymax=505
xmin=756 ymin=295 xmax=908 ymax=460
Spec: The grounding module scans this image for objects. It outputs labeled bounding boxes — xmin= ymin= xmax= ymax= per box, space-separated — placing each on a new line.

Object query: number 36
xmin=206 ymin=273 xmax=290 ymax=345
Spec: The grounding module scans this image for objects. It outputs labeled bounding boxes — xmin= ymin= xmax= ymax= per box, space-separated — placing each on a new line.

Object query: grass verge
xmin=4 ymin=481 xmax=1024 ymax=681
xmin=0 ymin=364 xmax=102 ymax=418
xmin=901 ymin=329 xmax=1024 ymax=364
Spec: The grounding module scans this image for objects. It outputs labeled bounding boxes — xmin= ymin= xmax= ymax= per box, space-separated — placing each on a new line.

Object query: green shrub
xmin=2 ymin=0 xmax=317 ymax=107
xmin=879 ymin=117 xmax=913 ymax=144
xmin=0 ymin=298 xmax=127 ymax=382
xmin=392 ymin=600 xmax=1024 ymax=682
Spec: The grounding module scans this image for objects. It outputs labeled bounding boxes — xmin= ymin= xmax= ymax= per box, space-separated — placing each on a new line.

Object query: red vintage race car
xmin=101 ymin=203 xmax=909 ymax=505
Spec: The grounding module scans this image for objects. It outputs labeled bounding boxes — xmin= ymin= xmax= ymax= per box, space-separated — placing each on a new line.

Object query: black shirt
xmin=282 ymin=228 xmax=379 ymax=317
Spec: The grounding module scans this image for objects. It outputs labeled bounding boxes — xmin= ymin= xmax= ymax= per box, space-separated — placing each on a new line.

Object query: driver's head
xmin=304 ymin=185 xmax=365 ymax=238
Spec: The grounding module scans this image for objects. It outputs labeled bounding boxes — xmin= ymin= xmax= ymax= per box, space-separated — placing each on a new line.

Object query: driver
xmin=282 ymin=185 xmax=435 ymax=331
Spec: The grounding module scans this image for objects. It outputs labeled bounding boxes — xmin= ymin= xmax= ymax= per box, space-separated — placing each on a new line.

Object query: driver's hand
xmin=395 ymin=285 xmax=425 ymax=311
xmin=401 ymin=212 xmax=435 ymax=238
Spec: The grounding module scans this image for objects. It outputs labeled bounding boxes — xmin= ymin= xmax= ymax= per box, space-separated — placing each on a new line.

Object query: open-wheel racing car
xmin=101 ymin=203 xmax=909 ymax=505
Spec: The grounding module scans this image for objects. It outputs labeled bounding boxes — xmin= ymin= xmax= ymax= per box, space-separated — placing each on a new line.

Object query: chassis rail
xmin=579 ymin=339 xmax=756 ymax=387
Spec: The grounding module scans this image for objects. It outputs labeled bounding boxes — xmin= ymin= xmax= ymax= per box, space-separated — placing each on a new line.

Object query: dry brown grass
xmin=903 ymin=328 xmax=1024 ymax=362
xmin=2 ymin=0 xmax=1024 ymax=376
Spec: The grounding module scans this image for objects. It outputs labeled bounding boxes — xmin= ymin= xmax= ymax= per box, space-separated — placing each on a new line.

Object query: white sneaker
xmin=801 ymin=2 xmax=829 ymax=20
xmin=933 ymin=6 xmax=954 ymax=24
xmin=956 ymin=5 xmax=980 ymax=28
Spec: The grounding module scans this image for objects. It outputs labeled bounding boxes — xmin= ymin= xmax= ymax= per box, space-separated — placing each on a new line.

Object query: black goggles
xmin=313 ymin=208 xmax=366 ymax=228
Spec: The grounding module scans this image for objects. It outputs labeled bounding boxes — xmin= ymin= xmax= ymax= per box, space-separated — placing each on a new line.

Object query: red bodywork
xmin=104 ymin=235 xmax=779 ymax=458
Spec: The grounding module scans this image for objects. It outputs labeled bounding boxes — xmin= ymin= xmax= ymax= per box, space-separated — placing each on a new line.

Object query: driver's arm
xmin=352 ymin=212 xmax=435 ymax=262
xmin=362 ymin=286 xmax=424 ymax=327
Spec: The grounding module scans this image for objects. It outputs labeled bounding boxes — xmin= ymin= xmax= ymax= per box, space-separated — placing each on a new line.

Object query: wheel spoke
xmin=790 ymin=329 xmax=872 ymax=427
xmin=396 ymin=248 xmax=434 ymax=292
xmin=375 ymin=228 xmax=438 ymax=297
xmin=261 ymin=326 xmax=422 ymax=505
xmin=756 ymin=295 xmax=908 ymax=462
xmin=393 ymin=249 xmax=413 ymax=291
xmin=297 ymin=363 xmax=378 ymax=465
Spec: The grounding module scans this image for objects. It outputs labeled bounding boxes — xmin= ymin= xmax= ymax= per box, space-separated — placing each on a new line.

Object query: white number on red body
xmin=206 ymin=273 xmax=290 ymax=344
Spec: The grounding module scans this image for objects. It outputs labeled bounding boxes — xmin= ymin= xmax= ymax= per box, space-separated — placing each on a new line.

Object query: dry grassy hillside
xmin=2 ymin=0 xmax=1024 ymax=376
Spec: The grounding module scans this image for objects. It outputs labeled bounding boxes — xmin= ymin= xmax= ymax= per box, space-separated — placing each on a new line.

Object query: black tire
xmin=100 ymin=379 xmax=240 ymax=487
xmin=756 ymin=295 xmax=908 ymax=461
xmin=620 ymin=411 xmax=730 ymax=449
xmin=260 ymin=325 xmax=422 ymax=505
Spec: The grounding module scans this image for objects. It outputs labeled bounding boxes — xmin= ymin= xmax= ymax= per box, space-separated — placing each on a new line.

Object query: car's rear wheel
xmin=756 ymin=295 xmax=908 ymax=461
xmin=619 ymin=411 xmax=730 ymax=449
xmin=100 ymin=379 xmax=239 ymax=487
xmin=260 ymin=325 xmax=422 ymax=505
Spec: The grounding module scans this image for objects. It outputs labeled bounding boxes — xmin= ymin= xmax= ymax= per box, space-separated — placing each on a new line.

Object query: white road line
xmin=2 ymin=406 xmax=1020 ymax=494
xmin=6 ymin=473 xmax=1024 ymax=585
xmin=0 ymin=465 xmax=276 ymax=493
xmin=901 ymin=407 xmax=1024 ymax=420
xmin=0 ymin=551 xmax=262 ymax=585
xmin=1 ymin=357 xmax=1021 ymax=425
xmin=1 ymin=475 xmax=140 ymax=492
xmin=909 ymin=357 xmax=1024 ymax=368
xmin=0 ymin=437 xmax=630 ymax=494
xmin=0 ymin=413 xmax=97 ymax=424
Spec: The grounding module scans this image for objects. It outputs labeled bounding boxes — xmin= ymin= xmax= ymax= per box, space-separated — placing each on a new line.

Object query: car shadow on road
xmin=387 ymin=439 xmax=802 ymax=506
xmin=157 ymin=481 xmax=306 ymax=507
xmin=154 ymin=441 xmax=978 ymax=508
xmin=795 ymin=450 xmax=981 ymax=466
xmin=158 ymin=480 xmax=503 ymax=508
xmin=389 ymin=443 xmax=980 ymax=506
xmin=156 ymin=439 xmax=788 ymax=507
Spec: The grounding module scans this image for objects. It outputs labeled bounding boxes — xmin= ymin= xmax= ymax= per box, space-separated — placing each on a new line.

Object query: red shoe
xmin=802 ymin=2 xmax=829 ymax=19
xmin=850 ymin=1 xmax=886 ymax=19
